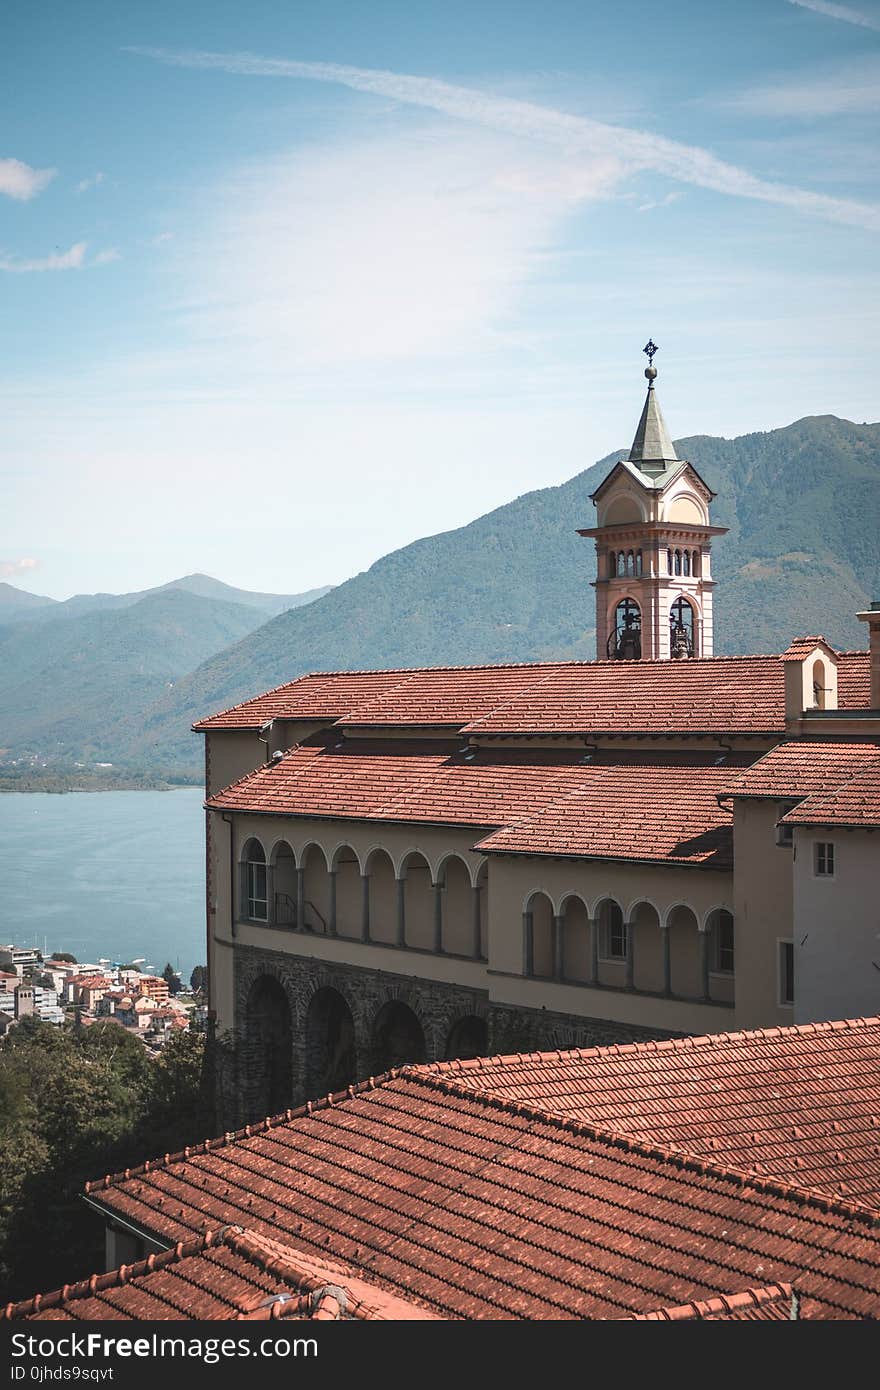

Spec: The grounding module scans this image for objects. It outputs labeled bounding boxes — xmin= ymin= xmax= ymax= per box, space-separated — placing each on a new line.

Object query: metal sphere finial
xmin=642 ymin=339 xmax=659 ymax=385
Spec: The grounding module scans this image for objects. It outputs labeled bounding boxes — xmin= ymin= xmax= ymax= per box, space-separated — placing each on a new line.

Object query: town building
xmin=0 ymin=945 xmax=40 ymax=977
xmin=191 ymin=357 xmax=879 ymax=1125
xmin=136 ymin=974 xmax=170 ymax=1004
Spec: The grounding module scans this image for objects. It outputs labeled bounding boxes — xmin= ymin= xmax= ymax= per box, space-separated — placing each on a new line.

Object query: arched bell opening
xmin=669 ymin=596 xmax=696 ymax=659
xmin=607 ymin=598 xmax=642 ymax=660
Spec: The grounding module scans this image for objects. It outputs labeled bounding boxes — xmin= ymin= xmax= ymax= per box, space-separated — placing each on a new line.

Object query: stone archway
xmin=371 ymin=999 xmax=427 ymax=1073
xmin=304 ymin=986 xmax=357 ymax=1100
xmin=244 ymin=974 xmax=293 ymax=1119
xmin=445 ymin=1015 xmax=488 ymax=1061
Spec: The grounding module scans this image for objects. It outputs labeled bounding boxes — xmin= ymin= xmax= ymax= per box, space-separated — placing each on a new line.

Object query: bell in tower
xmin=577 ymin=342 xmax=728 ymax=661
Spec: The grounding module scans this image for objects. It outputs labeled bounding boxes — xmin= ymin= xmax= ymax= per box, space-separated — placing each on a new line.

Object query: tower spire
xmin=629 ymin=340 xmax=678 ymax=474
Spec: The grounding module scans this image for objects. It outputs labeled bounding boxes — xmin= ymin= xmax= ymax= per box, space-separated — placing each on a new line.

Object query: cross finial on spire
xmin=643 ymin=338 xmax=659 ymax=383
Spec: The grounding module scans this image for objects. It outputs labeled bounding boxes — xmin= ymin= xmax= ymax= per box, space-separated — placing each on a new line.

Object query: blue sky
xmin=3 ymin=0 xmax=879 ymax=599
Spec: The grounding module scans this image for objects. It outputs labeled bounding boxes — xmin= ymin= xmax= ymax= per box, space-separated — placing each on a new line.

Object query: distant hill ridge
xmin=2 ymin=415 xmax=878 ymax=783
xmin=0 ymin=572 xmax=332 ymax=625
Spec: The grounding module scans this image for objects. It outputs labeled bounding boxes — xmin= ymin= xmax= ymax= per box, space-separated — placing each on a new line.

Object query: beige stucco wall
xmin=486 ymin=852 xmax=731 ymax=978
xmin=208 ymin=806 xmax=739 ymax=1040
xmin=793 ymin=826 xmax=880 ymax=1024
xmin=731 ymin=800 xmax=794 ymax=1030
xmin=206 ymin=730 xmax=264 ymax=798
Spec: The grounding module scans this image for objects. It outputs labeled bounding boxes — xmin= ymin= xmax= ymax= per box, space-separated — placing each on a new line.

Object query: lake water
xmin=0 ymin=789 xmax=206 ymax=981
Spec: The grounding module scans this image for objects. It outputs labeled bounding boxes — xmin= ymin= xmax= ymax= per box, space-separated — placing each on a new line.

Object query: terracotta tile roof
xmin=194 ymin=652 xmax=872 ymax=735
xmin=2 ymin=1228 xmax=436 ymax=1322
xmin=624 ymin=1284 xmax=795 ymax=1320
xmin=338 ymin=665 xmax=570 ymax=727
xmin=839 ymin=651 xmax=873 ymax=708
xmin=476 ymin=763 xmax=733 ymax=868
xmin=725 ymin=741 xmax=880 ymax=800
xmin=422 ymin=1017 xmax=880 ymax=1206
xmin=83 ymin=1069 xmax=880 ymax=1320
xmin=206 ymin=746 xmax=734 ymax=868
xmin=781 ymin=637 xmax=832 ymax=662
xmin=192 ymin=670 xmax=415 ymax=730
xmin=782 ymin=765 xmax=880 ymax=828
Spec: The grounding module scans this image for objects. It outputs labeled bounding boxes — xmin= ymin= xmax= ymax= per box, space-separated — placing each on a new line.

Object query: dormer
xmin=782 ymin=637 xmax=839 ymax=721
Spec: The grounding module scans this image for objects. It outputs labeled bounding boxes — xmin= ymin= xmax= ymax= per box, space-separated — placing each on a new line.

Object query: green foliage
xmin=162 ymin=962 xmax=182 ymax=995
xmin=49 ymin=952 xmax=76 ymax=964
xmin=139 ymin=414 xmax=880 ymax=769
xmin=0 ymin=1020 xmax=212 ymax=1302
xmin=190 ymin=965 xmax=207 ymax=994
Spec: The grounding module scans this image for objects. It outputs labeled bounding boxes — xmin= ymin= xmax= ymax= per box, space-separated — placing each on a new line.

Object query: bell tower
xmin=578 ymin=341 xmax=728 ymax=660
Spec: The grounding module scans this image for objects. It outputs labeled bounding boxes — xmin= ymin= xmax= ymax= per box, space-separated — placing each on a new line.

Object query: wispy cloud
xmin=0 ymin=558 xmax=38 ymax=580
xmin=129 ymin=47 xmax=880 ymax=231
xmin=638 ymin=191 xmax=683 ymax=213
xmin=733 ymin=53 xmax=880 ymax=116
xmin=0 ymin=242 xmax=119 ymax=273
xmin=0 ymin=157 xmax=56 ymax=201
xmin=75 ymin=171 xmax=105 ymax=194
xmin=174 ymin=131 xmax=620 ymax=367
xmin=786 ymin=0 xmax=880 ymax=31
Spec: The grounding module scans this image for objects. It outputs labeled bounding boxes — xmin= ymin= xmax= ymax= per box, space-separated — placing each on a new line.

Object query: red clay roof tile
xmin=624 ymin=1283 xmax=795 ymax=1320
xmin=2 ymin=1228 xmax=437 ymax=1322
xmin=725 ymin=742 xmax=880 ymax=800
xmin=782 ymin=765 xmax=880 ymax=828
xmin=206 ymin=746 xmax=735 ymax=868
xmin=422 ymin=1017 xmax=880 ymax=1206
xmin=194 ymin=652 xmax=871 ymax=735
xmin=83 ymin=1066 xmax=880 ymax=1320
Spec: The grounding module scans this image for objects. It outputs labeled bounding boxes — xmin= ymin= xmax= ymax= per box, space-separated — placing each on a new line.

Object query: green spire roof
xmin=629 ymin=373 xmax=678 ymax=475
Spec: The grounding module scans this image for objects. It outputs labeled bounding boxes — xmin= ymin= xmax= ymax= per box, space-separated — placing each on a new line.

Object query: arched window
xmin=243 ymin=840 xmax=268 ymax=921
xmin=626 ymin=550 xmax=635 ymax=576
xmin=667 ymin=548 xmax=673 ymax=574
xmin=616 ymin=551 xmax=626 ymax=577
xmin=674 ymin=549 xmax=682 ymax=575
xmin=669 ymin=596 xmax=695 ymax=659
xmin=609 ymin=551 xmax=617 ymax=578
xmin=682 ymin=550 xmax=691 ymax=576
xmin=635 ymin=550 xmax=643 ymax=576
xmin=691 ymin=550 xmax=700 ymax=576
xmin=607 ymin=598 xmax=641 ymax=660
xmin=812 ymin=659 xmax=826 ymax=709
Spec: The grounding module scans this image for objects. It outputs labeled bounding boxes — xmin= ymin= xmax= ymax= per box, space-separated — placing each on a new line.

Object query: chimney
xmin=857 ymin=603 xmax=880 ymax=709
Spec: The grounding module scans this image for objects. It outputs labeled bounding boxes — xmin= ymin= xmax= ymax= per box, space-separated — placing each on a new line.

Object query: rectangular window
xmin=716 ymin=915 xmax=735 ymax=974
xmin=608 ymin=918 xmax=627 ymax=960
xmin=815 ymin=841 xmax=835 ymax=877
xmin=247 ymin=862 xmax=268 ymax=921
xmin=779 ymin=940 xmax=794 ymax=1007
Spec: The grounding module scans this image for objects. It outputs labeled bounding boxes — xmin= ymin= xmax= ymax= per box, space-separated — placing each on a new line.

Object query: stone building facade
xmin=196 ymin=363 xmax=880 ymax=1129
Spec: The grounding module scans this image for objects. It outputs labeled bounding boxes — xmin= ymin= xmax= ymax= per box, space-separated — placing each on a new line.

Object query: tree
xmin=0 ymin=1018 xmax=208 ymax=1301
xmin=161 ymin=962 xmax=181 ymax=996
xmin=190 ymin=965 xmax=207 ymax=994
xmin=49 ymin=952 xmax=77 ymax=964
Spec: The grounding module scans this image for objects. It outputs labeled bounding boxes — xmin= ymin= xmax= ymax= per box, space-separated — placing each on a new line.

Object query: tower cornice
xmin=578 ymin=521 xmax=728 ymax=541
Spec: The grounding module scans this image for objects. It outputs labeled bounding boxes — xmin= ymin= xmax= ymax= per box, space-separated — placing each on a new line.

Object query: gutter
xmin=81 ymin=1195 xmax=170 ymax=1253
xmin=221 ymin=812 xmax=235 ymax=938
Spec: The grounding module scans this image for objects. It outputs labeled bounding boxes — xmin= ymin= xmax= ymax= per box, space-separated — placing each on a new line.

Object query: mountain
xmin=0 ymin=573 xmax=332 ymax=626
xmin=130 ymin=415 xmax=880 ymax=775
xmin=0 ymin=582 xmax=57 ymax=617
xmin=0 ymin=589 xmax=286 ymax=769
